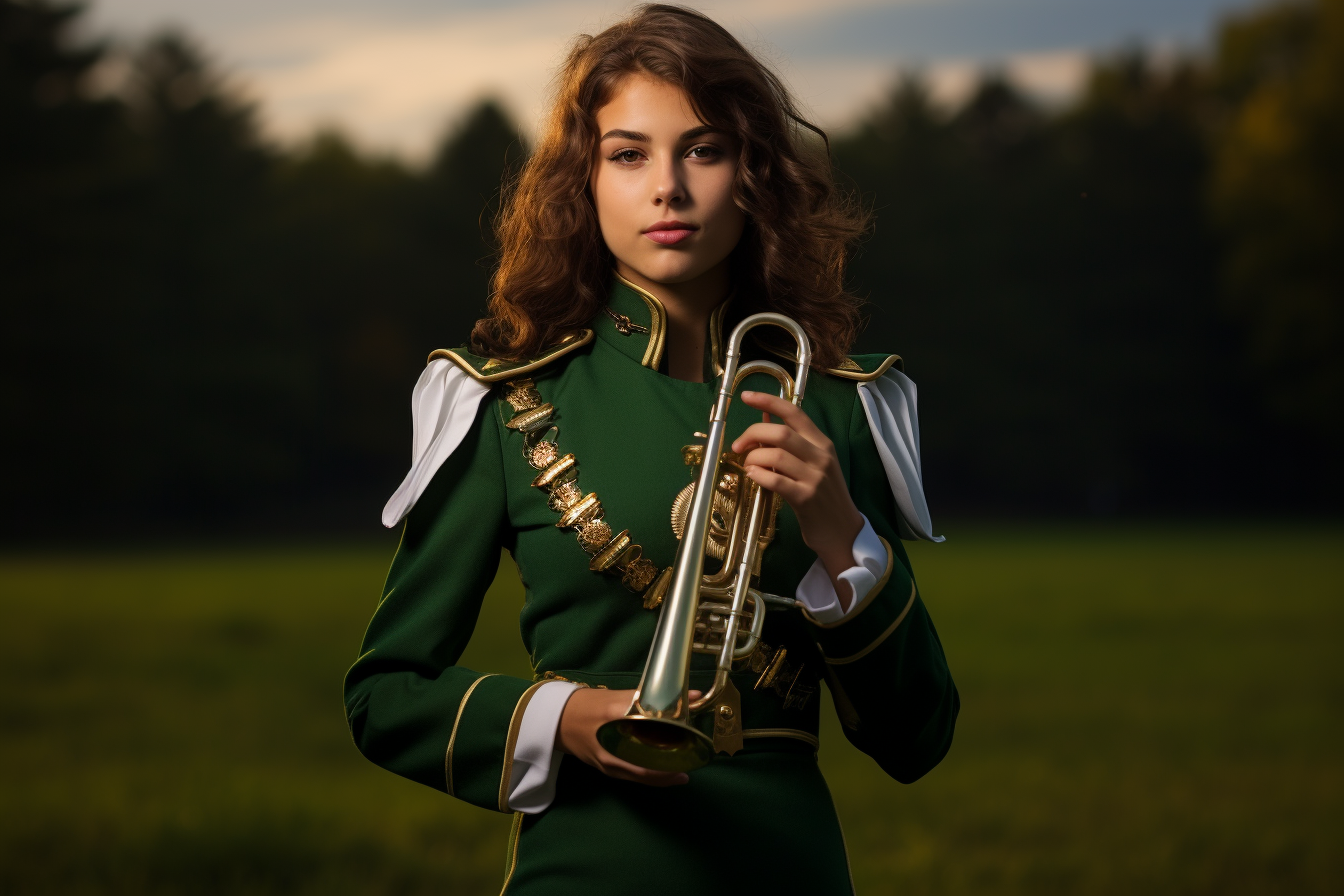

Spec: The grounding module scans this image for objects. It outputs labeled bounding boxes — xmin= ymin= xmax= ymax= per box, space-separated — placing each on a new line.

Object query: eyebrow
xmin=599 ymin=125 xmax=723 ymax=142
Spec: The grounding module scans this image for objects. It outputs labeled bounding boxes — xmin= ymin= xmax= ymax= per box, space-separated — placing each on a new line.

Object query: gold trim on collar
xmin=427 ymin=330 xmax=594 ymax=383
xmin=612 ymin=273 xmax=667 ymax=369
xmin=612 ymin=275 xmax=669 ymax=370
xmin=610 ymin=273 xmax=733 ymax=375
xmin=824 ymin=354 xmax=904 ymax=381
xmin=763 ymin=345 xmax=905 ymax=381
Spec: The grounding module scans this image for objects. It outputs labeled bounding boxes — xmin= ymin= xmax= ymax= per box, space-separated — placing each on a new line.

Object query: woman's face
xmin=591 ymin=73 xmax=745 ymax=291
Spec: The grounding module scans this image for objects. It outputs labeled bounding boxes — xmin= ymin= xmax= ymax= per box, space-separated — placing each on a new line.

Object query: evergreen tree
xmin=1211 ymin=0 xmax=1344 ymax=452
xmin=0 ymin=0 xmax=127 ymax=537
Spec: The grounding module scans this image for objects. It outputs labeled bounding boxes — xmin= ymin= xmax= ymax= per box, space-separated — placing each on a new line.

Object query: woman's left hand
xmin=731 ymin=390 xmax=864 ymax=609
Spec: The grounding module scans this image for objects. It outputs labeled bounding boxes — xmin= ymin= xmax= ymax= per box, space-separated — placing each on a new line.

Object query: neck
xmin=616 ymin=261 xmax=729 ymax=383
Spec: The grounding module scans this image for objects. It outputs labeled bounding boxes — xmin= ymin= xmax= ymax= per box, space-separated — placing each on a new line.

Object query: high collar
xmin=595 ymin=272 xmax=731 ymax=381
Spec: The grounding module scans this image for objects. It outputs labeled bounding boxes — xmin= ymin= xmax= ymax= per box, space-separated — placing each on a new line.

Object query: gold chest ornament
xmin=502 ymin=378 xmax=661 ymax=597
xmin=501 ymin=375 xmax=815 ymax=713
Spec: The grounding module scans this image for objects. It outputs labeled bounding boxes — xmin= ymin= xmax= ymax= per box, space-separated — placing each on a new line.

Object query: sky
xmin=85 ymin=0 xmax=1261 ymax=160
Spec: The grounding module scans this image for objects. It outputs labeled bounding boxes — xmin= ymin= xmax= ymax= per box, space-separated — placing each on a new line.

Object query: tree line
xmin=2 ymin=0 xmax=1339 ymax=541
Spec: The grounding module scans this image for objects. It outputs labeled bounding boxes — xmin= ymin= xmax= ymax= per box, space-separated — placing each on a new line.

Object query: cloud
xmin=186 ymin=0 xmax=925 ymax=158
xmin=240 ymin=12 xmax=563 ymax=157
xmin=1004 ymin=49 xmax=1090 ymax=101
xmin=86 ymin=0 xmax=1211 ymax=157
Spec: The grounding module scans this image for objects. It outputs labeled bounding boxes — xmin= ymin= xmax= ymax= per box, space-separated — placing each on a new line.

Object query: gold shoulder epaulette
xmin=427 ymin=330 xmax=594 ymax=384
xmin=820 ymin=353 xmax=903 ymax=382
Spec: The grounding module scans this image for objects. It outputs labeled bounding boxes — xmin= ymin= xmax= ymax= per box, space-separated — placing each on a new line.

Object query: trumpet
xmin=597 ymin=312 xmax=812 ymax=771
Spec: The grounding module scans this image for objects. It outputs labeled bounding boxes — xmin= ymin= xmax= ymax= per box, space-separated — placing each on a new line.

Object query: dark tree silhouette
xmin=1 ymin=0 xmax=1338 ymax=541
xmin=1210 ymin=0 xmax=1344 ymax=448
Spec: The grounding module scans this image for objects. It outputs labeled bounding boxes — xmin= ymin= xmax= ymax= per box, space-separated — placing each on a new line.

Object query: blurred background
xmin=1 ymin=0 xmax=1340 ymax=893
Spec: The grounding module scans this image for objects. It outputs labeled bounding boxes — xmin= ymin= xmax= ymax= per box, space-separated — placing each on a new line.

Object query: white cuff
xmin=795 ymin=515 xmax=888 ymax=624
xmin=506 ymin=680 xmax=580 ymax=814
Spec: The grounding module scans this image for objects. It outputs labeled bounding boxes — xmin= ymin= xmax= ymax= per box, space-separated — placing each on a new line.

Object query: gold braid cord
xmin=501 ymin=378 xmax=665 ymax=603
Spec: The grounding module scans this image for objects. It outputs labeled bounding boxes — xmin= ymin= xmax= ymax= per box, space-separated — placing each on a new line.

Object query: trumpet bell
xmin=596 ymin=716 xmax=714 ymax=772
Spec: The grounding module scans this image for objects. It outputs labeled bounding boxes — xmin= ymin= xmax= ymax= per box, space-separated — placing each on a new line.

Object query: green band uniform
xmin=344 ymin=275 xmax=960 ymax=895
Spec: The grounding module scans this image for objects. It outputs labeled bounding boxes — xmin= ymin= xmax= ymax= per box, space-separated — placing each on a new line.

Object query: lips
xmin=643 ymin=220 xmax=697 ymax=246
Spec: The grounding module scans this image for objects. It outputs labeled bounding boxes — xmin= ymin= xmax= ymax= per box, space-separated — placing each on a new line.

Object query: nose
xmin=652 ymin=156 xmax=686 ymax=206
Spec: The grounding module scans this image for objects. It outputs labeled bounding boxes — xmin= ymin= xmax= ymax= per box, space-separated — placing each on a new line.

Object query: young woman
xmin=345 ymin=6 xmax=958 ymax=894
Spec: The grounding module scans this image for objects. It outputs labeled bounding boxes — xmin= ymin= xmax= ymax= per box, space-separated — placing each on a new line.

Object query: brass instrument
xmin=596 ymin=312 xmax=811 ymax=771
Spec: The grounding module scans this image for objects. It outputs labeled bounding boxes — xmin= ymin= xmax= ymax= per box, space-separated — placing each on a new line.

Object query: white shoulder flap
xmin=381 ymin=358 xmax=492 ymax=528
xmin=856 ymin=369 xmax=944 ymax=542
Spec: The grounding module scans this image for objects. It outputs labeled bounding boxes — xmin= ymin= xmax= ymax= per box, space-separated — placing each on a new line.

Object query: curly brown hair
xmin=472 ymin=4 xmax=869 ymax=368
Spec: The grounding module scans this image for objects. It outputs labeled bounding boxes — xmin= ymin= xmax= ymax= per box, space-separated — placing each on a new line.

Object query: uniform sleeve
xmin=806 ymin=388 xmax=960 ymax=784
xmin=343 ymin=397 xmax=543 ymax=813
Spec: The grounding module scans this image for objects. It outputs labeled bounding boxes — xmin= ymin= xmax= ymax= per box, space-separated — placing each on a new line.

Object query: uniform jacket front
xmin=343 ymin=275 xmax=959 ymax=895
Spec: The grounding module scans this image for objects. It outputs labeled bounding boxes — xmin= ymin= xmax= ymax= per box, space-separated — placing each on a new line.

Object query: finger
xmin=742 ymin=446 xmax=813 ymax=482
xmin=733 ymin=421 xmax=790 ymax=447
xmin=606 ymin=768 xmax=691 ymax=787
xmin=743 ymin=465 xmax=807 ymax=504
xmin=739 ymin=391 xmax=827 ymax=443
xmin=596 ymin=753 xmax=690 ymax=786
xmin=731 ymin=423 xmax=822 ymax=461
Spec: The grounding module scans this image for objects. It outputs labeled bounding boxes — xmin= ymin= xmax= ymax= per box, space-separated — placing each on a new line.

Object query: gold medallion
xmin=547 ymin=480 xmax=582 ymax=512
xmin=621 ymin=556 xmax=658 ymax=592
xmin=577 ymin=518 xmax=612 ymax=553
xmin=504 ymin=378 xmax=543 ymax=411
xmin=669 ymin=481 xmax=732 ymax=560
xmin=529 ymin=440 xmax=559 ymax=470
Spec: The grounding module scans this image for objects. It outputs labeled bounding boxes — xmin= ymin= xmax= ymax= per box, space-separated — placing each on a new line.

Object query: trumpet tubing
xmin=596 ymin=312 xmax=812 ymax=772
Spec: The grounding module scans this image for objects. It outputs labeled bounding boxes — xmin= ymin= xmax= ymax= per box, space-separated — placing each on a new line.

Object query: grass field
xmin=1 ymin=526 xmax=1340 ymax=894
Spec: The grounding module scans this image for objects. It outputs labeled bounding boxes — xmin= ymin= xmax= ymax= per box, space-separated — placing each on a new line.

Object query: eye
xmin=609 ymin=148 xmax=644 ymax=164
xmin=687 ymin=144 xmax=723 ymax=160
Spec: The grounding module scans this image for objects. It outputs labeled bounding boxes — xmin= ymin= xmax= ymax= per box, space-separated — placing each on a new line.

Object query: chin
xmin=630 ymin=252 xmax=713 ymax=286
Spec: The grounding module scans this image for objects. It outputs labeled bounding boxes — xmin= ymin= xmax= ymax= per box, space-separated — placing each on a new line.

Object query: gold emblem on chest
xmin=499 ymin=375 xmax=817 ymax=712
xmin=669 ymin=443 xmax=783 ymax=575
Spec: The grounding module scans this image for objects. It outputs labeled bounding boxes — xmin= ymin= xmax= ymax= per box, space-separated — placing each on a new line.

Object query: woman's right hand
xmin=556 ymin=687 xmax=695 ymax=787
